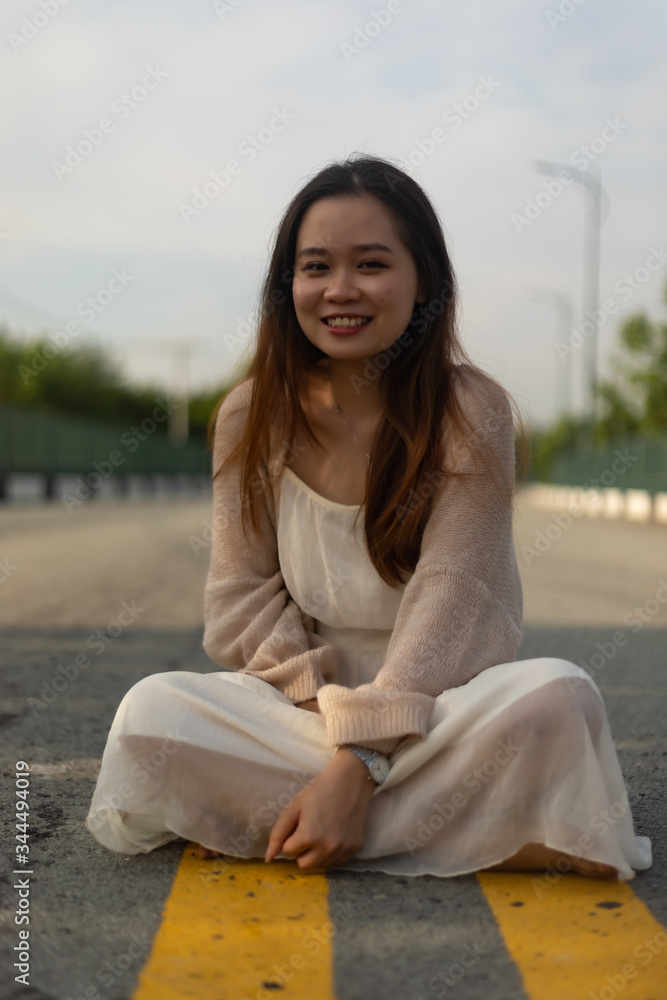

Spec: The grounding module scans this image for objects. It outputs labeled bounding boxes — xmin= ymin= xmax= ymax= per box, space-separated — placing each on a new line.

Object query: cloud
xmin=0 ymin=0 xmax=665 ymax=421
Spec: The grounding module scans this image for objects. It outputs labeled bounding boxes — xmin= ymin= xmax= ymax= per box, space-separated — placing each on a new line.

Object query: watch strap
xmin=341 ymin=743 xmax=390 ymax=783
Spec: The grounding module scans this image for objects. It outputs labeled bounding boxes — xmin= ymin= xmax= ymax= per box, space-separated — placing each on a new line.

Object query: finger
xmin=265 ymin=801 xmax=301 ymax=862
xmin=266 ymin=820 xmax=298 ymax=862
xmin=281 ymin=827 xmax=313 ymax=859
xmin=291 ymin=835 xmax=343 ymax=871
xmin=295 ymin=848 xmax=329 ymax=872
xmin=297 ymin=836 xmax=362 ymax=871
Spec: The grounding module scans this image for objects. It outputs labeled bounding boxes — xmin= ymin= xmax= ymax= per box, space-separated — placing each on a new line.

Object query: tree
xmin=595 ymin=278 xmax=667 ymax=439
xmin=0 ymin=326 xmax=234 ymax=437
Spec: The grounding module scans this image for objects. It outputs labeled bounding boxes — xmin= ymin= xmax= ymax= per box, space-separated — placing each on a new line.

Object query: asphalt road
xmin=0 ymin=491 xmax=665 ymax=1000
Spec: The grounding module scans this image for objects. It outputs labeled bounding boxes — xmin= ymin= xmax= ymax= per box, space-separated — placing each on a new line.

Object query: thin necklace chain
xmin=330 ymin=388 xmax=371 ymax=461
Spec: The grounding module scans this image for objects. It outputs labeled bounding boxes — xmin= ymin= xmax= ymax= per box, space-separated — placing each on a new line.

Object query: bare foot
xmin=198 ymin=844 xmax=224 ymax=860
xmin=483 ymin=842 xmax=618 ymax=879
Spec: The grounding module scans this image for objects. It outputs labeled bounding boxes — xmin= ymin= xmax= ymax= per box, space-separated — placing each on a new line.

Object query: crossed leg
xmin=194 ymin=668 xmax=621 ymax=880
xmin=482 ymin=842 xmax=618 ymax=878
xmin=199 ymin=841 xmax=618 ymax=877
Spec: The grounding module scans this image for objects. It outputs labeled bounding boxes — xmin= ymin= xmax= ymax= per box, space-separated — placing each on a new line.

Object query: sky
xmin=1 ymin=0 xmax=666 ymax=429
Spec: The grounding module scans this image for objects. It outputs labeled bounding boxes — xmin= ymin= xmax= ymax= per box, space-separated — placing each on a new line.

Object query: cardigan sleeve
xmin=316 ymin=366 xmax=524 ymax=754
xmin=202 ymin=380 xmax=340 ymax=702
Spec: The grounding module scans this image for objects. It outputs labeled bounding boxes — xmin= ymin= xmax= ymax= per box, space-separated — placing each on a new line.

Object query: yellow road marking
xmin=477 ymin=872 xmax=667 ymax=999
xmin=133 ymin=845 xmax=335 ymax=1000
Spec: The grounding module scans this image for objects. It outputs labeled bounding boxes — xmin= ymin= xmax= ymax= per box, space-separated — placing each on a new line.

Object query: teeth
xmin=325 ymin=316 xmax=370 ymax=327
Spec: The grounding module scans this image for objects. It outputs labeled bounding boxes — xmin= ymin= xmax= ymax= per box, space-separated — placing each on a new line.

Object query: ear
xmin=416 ymin=277 xmax=427 ymax=304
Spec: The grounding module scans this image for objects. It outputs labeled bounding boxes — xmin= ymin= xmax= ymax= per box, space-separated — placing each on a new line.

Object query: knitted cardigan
xmin=202 ymin=364 xmax=523 ymax=754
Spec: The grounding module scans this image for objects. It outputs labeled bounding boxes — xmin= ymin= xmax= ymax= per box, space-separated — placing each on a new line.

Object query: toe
xmin=198 ymin=845 xmax=223 ymax=860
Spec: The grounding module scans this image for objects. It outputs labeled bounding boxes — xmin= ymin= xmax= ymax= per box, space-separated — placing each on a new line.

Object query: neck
xmin=318 ymin=357 xmax=383 ymax=420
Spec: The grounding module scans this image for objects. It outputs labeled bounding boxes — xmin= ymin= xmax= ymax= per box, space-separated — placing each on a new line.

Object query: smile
xmin=322 ymin=316 xmax=372 ymax=328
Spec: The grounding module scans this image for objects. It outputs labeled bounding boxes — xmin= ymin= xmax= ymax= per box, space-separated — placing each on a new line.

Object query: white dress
xmin=86 ymin=465 xmax=652 ymax=880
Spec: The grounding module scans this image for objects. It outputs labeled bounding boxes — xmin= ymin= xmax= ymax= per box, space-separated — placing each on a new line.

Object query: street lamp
xmin=168 ymin=340 xmax=191 ymax=446
xmin=0 ymin=282 xmax=198 ymax=445
xmin=527 ymin=286 xmax=574 ymax=418
xmin=121 ymin=337 xmax=195 ymax=446
xmin=532 ymin=161 xmax=608 ymax=426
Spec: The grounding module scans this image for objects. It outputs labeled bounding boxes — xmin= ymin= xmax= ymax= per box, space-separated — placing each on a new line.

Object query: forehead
xmin=295 ymin=194 xmax=401 ymax=249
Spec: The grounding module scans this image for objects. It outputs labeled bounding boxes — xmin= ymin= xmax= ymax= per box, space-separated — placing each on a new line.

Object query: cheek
xmin=374 ymin=282 xmax=411 ymax=309
xmin=292 ymin=280 xmax=318 ymax=314
xmin=371 ymin=280 xmax=396 ymax=306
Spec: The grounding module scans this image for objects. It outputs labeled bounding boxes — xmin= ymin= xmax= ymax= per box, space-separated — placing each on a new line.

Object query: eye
xmin=302 ymin=261 xmax=329 ymax=272
xmin=359 ymin=260 xmax=387 ymax=269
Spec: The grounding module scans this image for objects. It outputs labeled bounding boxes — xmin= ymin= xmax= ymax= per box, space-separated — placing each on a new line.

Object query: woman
xmin=86 ymin=155 xmax=651 ymax=881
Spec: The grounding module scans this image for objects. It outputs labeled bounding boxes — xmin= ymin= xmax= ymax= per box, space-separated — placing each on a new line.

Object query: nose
xmin=323 ymin=266 xmax=361 ymax=302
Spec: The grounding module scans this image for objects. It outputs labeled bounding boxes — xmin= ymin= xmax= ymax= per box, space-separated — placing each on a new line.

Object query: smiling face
xmin=292 ymin=194 xmax=426 ymax=362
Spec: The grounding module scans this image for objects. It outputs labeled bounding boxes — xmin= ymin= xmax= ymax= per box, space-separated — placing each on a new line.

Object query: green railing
xmin=0 ymin=405 xmax=210 ymax=478
xmin=534 ymin=436 xmax=667 ymax=495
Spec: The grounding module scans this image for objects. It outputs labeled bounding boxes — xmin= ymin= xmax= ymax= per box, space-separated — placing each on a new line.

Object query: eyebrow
xmin=296 ymin=242 xmax=395 ymax=258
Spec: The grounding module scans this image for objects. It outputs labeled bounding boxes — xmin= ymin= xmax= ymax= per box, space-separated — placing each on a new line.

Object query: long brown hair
xmin=211 ymin=154 xmax=527 ymax=587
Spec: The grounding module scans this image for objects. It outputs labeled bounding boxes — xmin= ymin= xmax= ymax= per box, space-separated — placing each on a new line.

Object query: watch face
xmin=369 ymin=755 xmax=390 ymax=784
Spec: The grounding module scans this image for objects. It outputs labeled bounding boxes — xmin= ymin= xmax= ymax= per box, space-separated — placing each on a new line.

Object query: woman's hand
xmin=265 ymin=749 xmax=375 ymax=870
xmin=295 ymin=697 xmax=321 ymax=714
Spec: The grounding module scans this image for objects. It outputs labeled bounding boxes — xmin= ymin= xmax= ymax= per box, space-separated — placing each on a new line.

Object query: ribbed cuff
xmin=241 ymin=662 xmax=326 ymax=703
xmin=318 ymin=684 xmax=435 ymax=749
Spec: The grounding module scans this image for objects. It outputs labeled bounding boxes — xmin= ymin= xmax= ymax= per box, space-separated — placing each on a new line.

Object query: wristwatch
xmin=341 ymin=744 xmax=391 ymax=785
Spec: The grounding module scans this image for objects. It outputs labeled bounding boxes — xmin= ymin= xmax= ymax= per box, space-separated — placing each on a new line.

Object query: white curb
xmin=521 ymin=483 xmax=665 ymax=526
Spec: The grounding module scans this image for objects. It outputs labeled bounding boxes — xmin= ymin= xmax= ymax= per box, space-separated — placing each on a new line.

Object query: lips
xmin=321 ymin=315 xmax=372 ymax=331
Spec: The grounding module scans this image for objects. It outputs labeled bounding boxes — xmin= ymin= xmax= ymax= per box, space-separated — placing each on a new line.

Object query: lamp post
xmin=527 ymin=286 xmax=574 ymax=419
xmin=532 ymin=161 xmax=607 ymax=427
xmin=123 ymin=336 xmax=195 ymax=446
xmin=168 ymin=340 xmax=190 ymax=446
xmin=0 ymin=283 xmax=198 ymax=445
